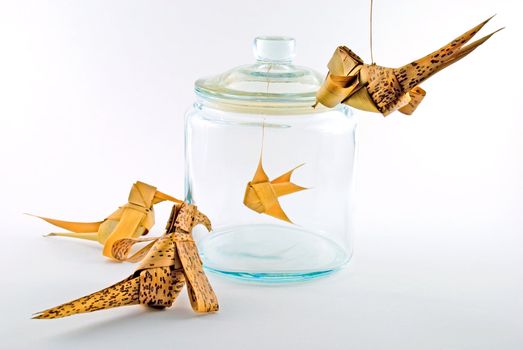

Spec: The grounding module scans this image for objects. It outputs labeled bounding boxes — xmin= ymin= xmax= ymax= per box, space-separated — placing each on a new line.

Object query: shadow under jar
xmin=185 ymin=36 xmax=356 ymax=283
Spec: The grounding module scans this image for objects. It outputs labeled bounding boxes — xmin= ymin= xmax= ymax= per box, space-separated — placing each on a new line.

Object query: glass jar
xmin=185 ymin=36 xmax=356 ymax=283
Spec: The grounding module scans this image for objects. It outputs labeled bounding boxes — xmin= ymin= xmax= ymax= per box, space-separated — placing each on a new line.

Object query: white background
xmin=1 ymin=0 xmax=522 ymax=349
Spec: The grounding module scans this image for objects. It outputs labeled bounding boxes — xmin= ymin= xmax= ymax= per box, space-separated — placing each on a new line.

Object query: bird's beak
xmin=193 ymin=211 xmax=212 ymax=232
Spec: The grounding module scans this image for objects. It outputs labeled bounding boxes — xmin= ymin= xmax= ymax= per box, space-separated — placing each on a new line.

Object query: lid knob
xmin=253 ymin=36 xmax=296 ymax=63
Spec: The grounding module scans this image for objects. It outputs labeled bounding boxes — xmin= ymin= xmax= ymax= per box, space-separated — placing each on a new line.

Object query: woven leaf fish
xmin=31 ymin=181 xmax=181 ymax=261
xmin=315 ymin=16 xmax=502 ymax=116
xmin=33 ymin=203 xmax=218 ymax=319
xmin=243 ymin=156 xmax=306 ymax=223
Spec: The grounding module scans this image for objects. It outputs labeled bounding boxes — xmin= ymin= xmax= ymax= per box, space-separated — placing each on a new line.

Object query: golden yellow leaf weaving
xmin=315 ymin=16 xmax=503 ymax=116
xmin=33 ymin=203 xmax=218 ymax=319
xmin=243 ymin=156 xmax=307 ymax=223
xmin=30 ymin=181 xmax=182 ymax=261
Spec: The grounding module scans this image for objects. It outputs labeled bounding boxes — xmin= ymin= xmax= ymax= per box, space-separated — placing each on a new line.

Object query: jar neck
xmin=195 ymin=95 xmax=330 ymax=116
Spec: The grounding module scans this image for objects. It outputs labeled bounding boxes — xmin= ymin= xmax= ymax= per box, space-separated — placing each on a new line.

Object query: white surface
xmin=1 ymin=0 xmax=522 ymax=349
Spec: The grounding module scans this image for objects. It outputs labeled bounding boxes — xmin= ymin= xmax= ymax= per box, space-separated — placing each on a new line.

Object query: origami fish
xmin=31 ymin=181 xmax=181 ymax=261
xmin=315 ymin=16 xmax=502 ymax=116
xmin=243 ymin=156 xmax=307 ymax=223
xmin=33 ymin=202 xmax=218 ymax=319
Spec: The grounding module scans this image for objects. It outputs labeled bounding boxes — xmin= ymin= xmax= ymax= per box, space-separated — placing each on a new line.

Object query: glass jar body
xmin=185 ymin=102 xmax=356 ymax=283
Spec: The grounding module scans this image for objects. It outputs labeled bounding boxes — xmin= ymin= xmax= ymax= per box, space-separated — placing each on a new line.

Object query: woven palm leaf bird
xmin=30 ymin=181 xmax=181 ymax=261
xmin=315 ymin=16 xmax=503 ymax=115
xmin=33 ymin=203 xmax=218 ymax=319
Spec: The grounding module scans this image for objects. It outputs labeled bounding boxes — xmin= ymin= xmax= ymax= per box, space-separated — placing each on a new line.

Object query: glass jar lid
xmin=195 ymin=36 xmax=324 ymax=111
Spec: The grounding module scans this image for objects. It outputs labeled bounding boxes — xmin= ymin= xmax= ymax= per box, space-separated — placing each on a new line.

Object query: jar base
xmin=197 ymin=224 xmax=351 ymax=283
xmin=203 ymin=266 xmax=342 ymax=283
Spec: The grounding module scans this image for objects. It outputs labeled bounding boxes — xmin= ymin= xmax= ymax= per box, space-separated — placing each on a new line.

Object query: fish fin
xmin=271 ymin=163 xmax=304 ymax=184
xmin=271 ymin=182 xmax=307 ymax=197
xmin=252 ymin=157 xmax=270 ymax=183
xmin=264 ymin=199 xmax=292 ymax=223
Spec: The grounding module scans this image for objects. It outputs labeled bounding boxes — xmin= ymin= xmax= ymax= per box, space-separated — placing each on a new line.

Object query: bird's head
xmin=176 ymin=203 xmax=212 ymax=233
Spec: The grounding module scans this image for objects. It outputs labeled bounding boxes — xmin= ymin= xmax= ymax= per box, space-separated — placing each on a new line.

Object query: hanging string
xmin=260 ymin=118 xmax=266 ymax=157
xmin=260 ymin=64 xmax=272 ymax=156
xmin=266 ymin=63 xmax=272 ymax=94
xmin=370 ymin=0 xmax=375 ymax=64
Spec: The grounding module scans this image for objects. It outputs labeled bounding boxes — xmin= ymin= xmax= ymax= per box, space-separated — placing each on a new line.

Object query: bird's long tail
xmin=395 ymin=16 xmax=503 ymax=91
xmin=32 ymin=276 xmax=139 ymax=319
xmin=27 ymin=214 xmax=102 ymax=241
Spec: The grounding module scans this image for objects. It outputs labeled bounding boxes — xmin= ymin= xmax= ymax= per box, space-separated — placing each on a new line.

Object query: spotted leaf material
xmin=33 ymin=203 xmax=218 ymax=319
xmin=315 ymin=16 xmax=502 ymax=116
xmin=243 ymin=156 xmax=307 ymax=223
